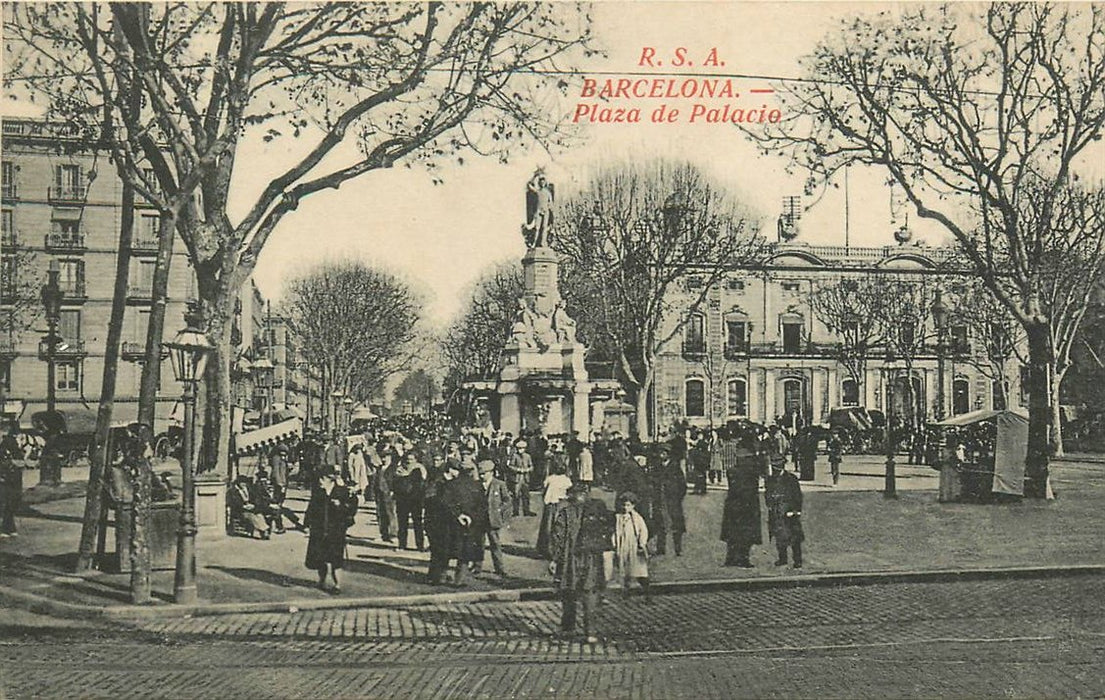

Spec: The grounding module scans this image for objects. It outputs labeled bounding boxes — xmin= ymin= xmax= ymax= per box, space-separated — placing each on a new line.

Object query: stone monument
xmin=496 ymin=169 xmax=593 ymax=437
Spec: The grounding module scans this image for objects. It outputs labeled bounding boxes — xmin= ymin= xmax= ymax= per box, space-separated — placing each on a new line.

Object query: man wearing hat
xmin=436 ymin=458 xmax=488 ymax=586
xmin=550 ymin=482 xmax=614 ymax=643
xmin=473 ymin=460 xmax=513 ymax=577
xmin=506 ymin=439 xmax=536 ymax=516
xmin=765 ymin=456 xmax=804 ymax=568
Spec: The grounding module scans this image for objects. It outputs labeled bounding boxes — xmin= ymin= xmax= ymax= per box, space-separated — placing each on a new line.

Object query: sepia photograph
xmin=0 ymin=1 xmax=1103 ymax=697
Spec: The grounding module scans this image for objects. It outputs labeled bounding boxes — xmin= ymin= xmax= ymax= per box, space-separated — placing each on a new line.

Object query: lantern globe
xmin=164 ymin=327 xmax=214 ymax=384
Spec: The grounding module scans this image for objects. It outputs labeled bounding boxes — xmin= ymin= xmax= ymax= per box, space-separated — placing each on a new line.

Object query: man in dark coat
xmin=550 ymin=483 xmax=614 ymax=643
xmin=651 ymin=444 xmax=687 ymax=556
xmin=721 ymin=431 xmax=765 ymax=567
xmin=439 ymin=459 xmax=488 ymax=587
xmin=765 ymin=460 xmax=804 ymax=568
xmin=797 ymin=429 xmax=818 ymax=481
xmin=0 ymin=428 xmax=24 ymax=537
xmin=304 ymin=469 xmax=359 ymax=592
xmin=613 ymin=451 xmax=652 ymax=527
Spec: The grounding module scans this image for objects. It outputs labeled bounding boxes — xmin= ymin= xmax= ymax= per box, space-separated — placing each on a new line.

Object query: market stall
xmin=936 ymin=409 xmax=1040 ymax=502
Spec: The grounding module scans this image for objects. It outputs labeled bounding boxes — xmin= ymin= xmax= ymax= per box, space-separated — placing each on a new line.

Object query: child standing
xmin=612 ymin=492 xmax=651 ymax=601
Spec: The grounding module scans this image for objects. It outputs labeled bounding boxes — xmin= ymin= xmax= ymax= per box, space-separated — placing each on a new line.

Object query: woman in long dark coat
xmin=304 ymin=470 xmax=359 ymax=593
xmin=721 ymin=431 xmax=765 ymax=567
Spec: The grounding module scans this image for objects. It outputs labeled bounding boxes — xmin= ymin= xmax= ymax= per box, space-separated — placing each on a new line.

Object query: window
xmin=952 ymin=378 xmax=970 ymax=415
xmin=59 ymin=310 xmax=81 ymax=342
xmin=54 ymin=163 xmax=82 ymax=191
xmin=1 ymin=161 xmax=14 ymax=197
xmin=782 ymin=321 xmax=803 ymax=353
xmin=1 ymin=256 xmax=14 ymax=293
xmin=842 ymin=379 xmax=860 ymax=406
xmin=685 ymin=378 xmax=706 ymax=417
xmin=1 ymin=210 xmax=12 ymax=234
xmin=949 ymin=324 xmax=968 ymax=354
xmin=841 ymin=279 xmax=858 ymax=292
xmin=726 ymin=320 xmax=747 ymax=352
xmin=899 ymin=321 xmax=916 ymax=349
xmin=56 ymin=361 xmax=81 ymax=392
xmin=726 ymin=378 xmax=747 ymax=417
xmin=57 ymin=259 xmax=84 ymax=295
xmin=0 ymin=359 xmax=10 ymax=391
xmin=683 ymin=313 xmax=706 ymax=354
xmin=132 ymin=260 xmax=156 ymax=294
xmin=987 ymin=323 xmax=1010 ymax=358
xmin=726 ymin=278 xmax=745 ymax=291
xmin=781 ymin=281 xmax=801 ymax=292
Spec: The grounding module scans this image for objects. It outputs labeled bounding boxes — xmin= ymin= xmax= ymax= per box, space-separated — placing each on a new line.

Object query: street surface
xmin=3 ymin=574 xmax=1103 ymax=698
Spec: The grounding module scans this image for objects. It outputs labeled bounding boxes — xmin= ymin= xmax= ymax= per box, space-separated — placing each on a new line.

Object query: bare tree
xmin=809 ymin=275 xmax=886 ymax=403
xmin=554 ymin=160 xmax=764 ymax=441
xmin=5 ymin=1 xmax=593 ymax=479
xmin=441 ymin=261 xmax=522 ymax=421
xmin=393 ymin=369 xmax=438 ymax=416
xmin=743 ymin=4 xmax=1105 ymax=496
xmin=284 ymin=261 xmax=421 ymax=416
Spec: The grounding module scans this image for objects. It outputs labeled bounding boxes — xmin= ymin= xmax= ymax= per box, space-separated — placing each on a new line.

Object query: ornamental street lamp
xmin=163 ymin=307 xmax=213 ymax=605
xmin=343 ymin=396 xmax=354 ymax=432
xmin=330 ymin=388 xmax=344 ymax=434
xmin=251 ymin=357 xmax=274 ymax=428
xmin=40 ymin=259 xmax=63 ymax=414
xmin=931 ymin=289 xmax=949 ymax=422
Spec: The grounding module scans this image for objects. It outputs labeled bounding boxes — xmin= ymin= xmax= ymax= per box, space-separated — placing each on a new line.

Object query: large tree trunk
xmin=633 ymin=363 xmax=654 ymax=443
xmin=75 ymin=181 xmax=135 ymax=575
xmin=198 ymin=285 xmax=234 ymax=478
xmin=1050 ymin=365 xmax=1066 ymax=457
xmin=1024 ymin=322 xmax=1052 ymax=498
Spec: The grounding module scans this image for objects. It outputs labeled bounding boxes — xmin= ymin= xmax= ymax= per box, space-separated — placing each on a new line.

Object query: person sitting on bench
xmin=229 ymin=475 xmax=271 ymax=539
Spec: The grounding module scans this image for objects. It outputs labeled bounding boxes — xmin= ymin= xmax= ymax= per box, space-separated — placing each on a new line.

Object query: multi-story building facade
xmin=1 ymin=119 xmax=194 ymax=429
xmin=652 ymin=242 xmax=1023 ymax=432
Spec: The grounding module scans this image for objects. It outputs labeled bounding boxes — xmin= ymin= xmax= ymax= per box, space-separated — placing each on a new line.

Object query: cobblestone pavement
xmin=3 ymin=575 xmax=1104 ymax=698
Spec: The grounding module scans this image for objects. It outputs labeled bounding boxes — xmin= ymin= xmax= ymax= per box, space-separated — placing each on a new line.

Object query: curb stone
xmin=3 ymin=564 xmax=1103 ymax=622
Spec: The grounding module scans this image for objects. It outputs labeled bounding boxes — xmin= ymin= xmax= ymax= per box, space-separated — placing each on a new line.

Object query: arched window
xmin=685 ymin=378 xmax=706 ymax=417
xmin=952 ymin=378 xmax=970 ymax=415
xmin=841 ymin=379 xmax=860 ymax=407
xmin=683 ymin=313 xmax=706 ymax=356
xmin=727 ymin=378 xmax=747 ymax=417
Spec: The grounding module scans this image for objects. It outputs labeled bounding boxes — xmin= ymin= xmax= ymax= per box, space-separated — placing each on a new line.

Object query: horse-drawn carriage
xmin=31 ymin=409 xmax=98 ymax=467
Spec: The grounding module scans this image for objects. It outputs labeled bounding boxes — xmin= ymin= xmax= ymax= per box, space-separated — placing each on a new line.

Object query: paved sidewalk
xmin=1 ymin=457 xmax=1103 ymax=618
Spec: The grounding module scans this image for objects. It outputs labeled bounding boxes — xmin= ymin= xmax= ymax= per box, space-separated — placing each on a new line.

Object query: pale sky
xmin=250 ymin=1 xmax=941 ymax=326
xmin=6 ymin=2 xmax=1102 ymax=327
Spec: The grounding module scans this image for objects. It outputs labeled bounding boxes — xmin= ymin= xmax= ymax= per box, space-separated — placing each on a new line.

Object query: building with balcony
xmin=0 ymin=118 xmax=196 ymax=428
xmin=652 ymin=242 xmax=1022 ymax=431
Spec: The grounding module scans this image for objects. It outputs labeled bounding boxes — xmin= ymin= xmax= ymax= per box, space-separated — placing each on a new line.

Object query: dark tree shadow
xmin=206 ymin=565 xmax=320 ymax=591
xmin=15 ymin=506 xmax=86 ymax=524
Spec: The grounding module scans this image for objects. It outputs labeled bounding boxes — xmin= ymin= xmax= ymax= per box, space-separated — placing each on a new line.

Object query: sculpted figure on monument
xmin=522 ymin=169 xmax=555 ymax=249
xmin=510 ymin=299 xmax=537 ymax=349
xmin=551 ymin=300 xmax=577 ymax=345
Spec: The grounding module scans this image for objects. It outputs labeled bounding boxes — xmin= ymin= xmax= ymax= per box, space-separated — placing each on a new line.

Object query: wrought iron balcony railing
xmin=47 ymin=185 xmax=88 ymax=203
xmin=38 ymin=337 xmax=86 ymax=359
xmin=45 ymin=230 xmax=87 ymax=250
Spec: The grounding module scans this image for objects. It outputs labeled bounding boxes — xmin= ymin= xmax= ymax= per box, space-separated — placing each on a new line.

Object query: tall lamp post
xmin=163 ymin=309 xmax=213 ymax=605
xmin=931 ymin=290 xmax=949 ymax=422
xmin=343 ymin=396 xmax=354 ymax=432
xmin=40 ymin=259 xmax=63 ymax=414
xmin=330 ymin=389 xmax=344 ymax=434
xmin=884 ymin=359 xmax=898 ymax=499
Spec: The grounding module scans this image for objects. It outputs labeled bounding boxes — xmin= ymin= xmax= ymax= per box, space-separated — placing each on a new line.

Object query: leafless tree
xmin=441 ymin=261 xmax=522 ymax=422
xmin=808 ymin=275 xmax=886 ymax=402
xmin=554 ymin=160 xmax=765 ymax=441
xmin=742 ymin=4 xmax=1105 ymax=496
xmin=284 ymin=261 xmax=421 ymax=419
xmin=4 ymin=1 xmax=593 ymax=482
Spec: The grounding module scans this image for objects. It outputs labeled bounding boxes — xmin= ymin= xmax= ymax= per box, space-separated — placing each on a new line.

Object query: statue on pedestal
xmin=522 ymin=169 xmax=555 ymax=249
xmin=551 ymin=300 xmax=577 ymax=345
xmin=510 ymin=299 xmax=538 ymax=350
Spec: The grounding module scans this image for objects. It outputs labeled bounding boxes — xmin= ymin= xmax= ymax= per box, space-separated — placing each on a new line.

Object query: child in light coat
xmin=613 ymin=491 xmax=651 ymax=601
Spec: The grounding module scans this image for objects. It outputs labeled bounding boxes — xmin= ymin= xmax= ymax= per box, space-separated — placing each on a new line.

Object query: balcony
xmin=38 ymin=337 xmax=86 ymax=359
xmin=723 ymin=342 xmax=750 ymax=360
xmin=120 ymin=341 xmax=167 ymax=361
xmin=681 ymin=341 xmax=707 ymax=361
xmin=48 ymin=185 xmax=88 ymax=204
xmin=131 ymin=233 xmax=160 ymax=254
xmin=1 ymin=182 xmax=17 ymax=202
xmin=126 ymin=285 xmax=154 ymax=303
xmin=45 ymin=230 xmax=87 ymax=251
xmin=0 ymin=337 xmax=17 ymax=359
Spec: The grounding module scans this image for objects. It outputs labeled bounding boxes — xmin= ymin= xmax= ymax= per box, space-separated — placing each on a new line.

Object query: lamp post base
xmin=173 ymin=529 xmax=197 ymax=604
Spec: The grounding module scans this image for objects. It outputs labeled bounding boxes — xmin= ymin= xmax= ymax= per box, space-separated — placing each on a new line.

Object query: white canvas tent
xmin=937 ymin=409 xmax=1032 ymax=497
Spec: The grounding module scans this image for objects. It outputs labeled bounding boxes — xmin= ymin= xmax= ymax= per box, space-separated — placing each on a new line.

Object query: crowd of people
xmin=223 ymin=414 xmax=817 ymax=641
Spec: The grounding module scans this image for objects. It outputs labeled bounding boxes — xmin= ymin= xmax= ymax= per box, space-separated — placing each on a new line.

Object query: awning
xmin=233 ymin=416 xmax=303 ymax=457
